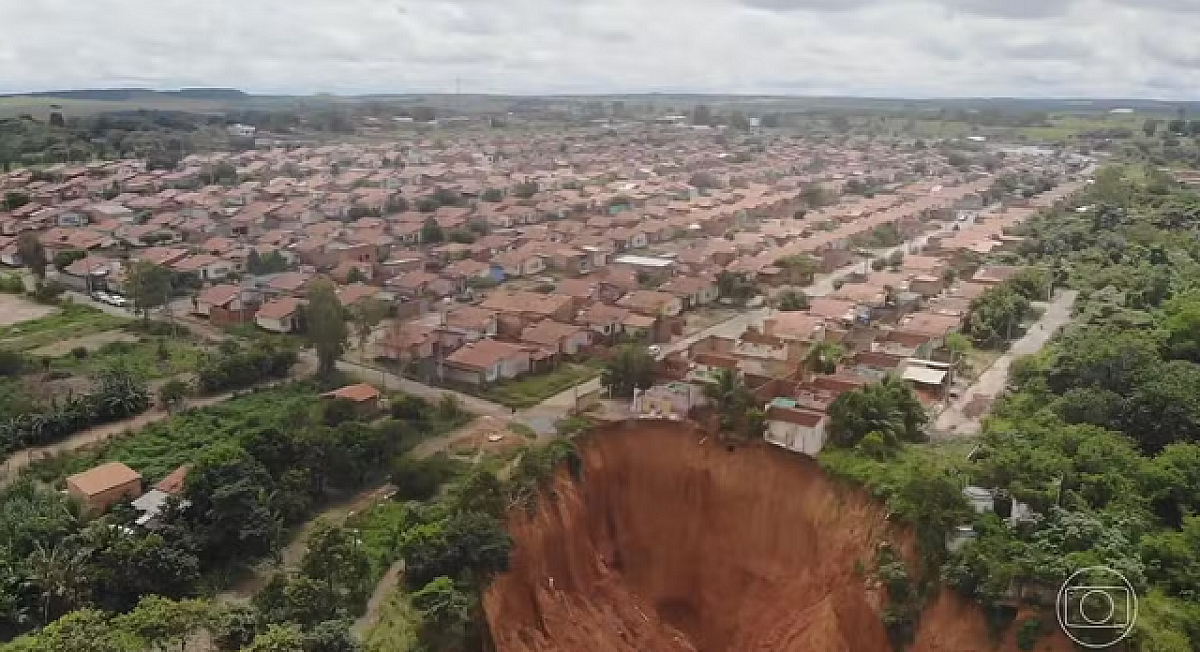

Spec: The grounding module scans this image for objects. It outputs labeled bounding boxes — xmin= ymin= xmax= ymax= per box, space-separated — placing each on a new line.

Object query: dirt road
xmin=932 ymin=290 xmax=1077 ymax=437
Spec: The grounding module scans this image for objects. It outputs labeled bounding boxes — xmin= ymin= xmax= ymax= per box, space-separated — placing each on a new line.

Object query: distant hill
xmin=0 ymin=88 xmax=248 ymax=102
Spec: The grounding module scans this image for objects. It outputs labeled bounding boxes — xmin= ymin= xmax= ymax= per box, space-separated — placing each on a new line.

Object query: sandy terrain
xmin=0 ymin=293 xmax=56 ymax=326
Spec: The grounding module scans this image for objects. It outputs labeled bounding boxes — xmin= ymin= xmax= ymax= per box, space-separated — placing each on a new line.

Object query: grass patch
xmin=50 ymin=338 xmax=208 ymax=380
xmin=346 ymin=501 xmax=410 ymax=578
xmin=481 ymin=363 xmax=601 ymax=409
xmin=0 ymin=303 xmax=127 ymax=351
xmin=507 ymin=422 xmax=537 ymax=440
xmin=364 ymin=590 xmax=419 ymax=652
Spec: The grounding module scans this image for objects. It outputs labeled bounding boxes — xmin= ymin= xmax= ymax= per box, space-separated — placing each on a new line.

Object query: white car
xmin=91 ymin=291 xmax=113 ymax=303
xmin=109 ymin=295 xmax=130 ymax=308
xmin=648 ymin=345 xmax=662 ymax=356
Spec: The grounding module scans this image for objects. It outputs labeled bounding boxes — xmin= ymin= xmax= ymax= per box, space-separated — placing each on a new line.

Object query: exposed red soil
xmin=484 ymin=420 xmax=1076 ymax=652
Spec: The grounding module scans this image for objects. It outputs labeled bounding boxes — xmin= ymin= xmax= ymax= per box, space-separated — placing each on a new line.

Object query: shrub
xmin=70 ymin=346 xmax=89 ymax=360
xmin=390 ymin=394 xmax=430 ymax=421
xmin=1017 ymin=618 xmax=1043 ymax=651
xmin=0 ymin=351 xmax=28 ymax=376
xmin=31 ymin=281 xmax=64 ymax=304
xmin=391 ymin=454 xmax=466 ymax=502
xmin=0 ymin=275 xmax=25 ymax=294
xmin=195 ymin=343 xmax=298 ymax=394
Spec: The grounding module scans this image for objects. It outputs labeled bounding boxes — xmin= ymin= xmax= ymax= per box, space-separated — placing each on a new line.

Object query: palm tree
xmin=27 ymin=541 xmax=88 ymax=624
xmin=701 ymin=368 xmax=764 ymax=441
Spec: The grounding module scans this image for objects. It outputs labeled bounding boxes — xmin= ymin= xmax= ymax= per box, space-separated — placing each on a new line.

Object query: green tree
xmin=453 ymin=468 xmax=506 ymax=517
xmin=8 ymin=608 xmax=140 ymax=652
xmin=801 ymin=184 xmax=833 ymax=208
xmin=481 ymin=188 xmax=503 ymax=202
xmin=512 ymin=182 xmax=538 ymax=199
xmin=601 ymin=345 xmax=657 ymax=399
xmin=774 ymin=254 xmax=818 ymax=285
xmin=3 ymin=191 xmax=30 ymax=211
xmin=157 ymin=378 xmax=189 ymax=412
xmin=391 ymin=454 xmax=463 ymax=502
xmin=777 ymin=289 xmax=809 ymax=311
xmin=805 ymin=341 xmax=845 ymax=375
xmin=211 ymin=604 xmax=260 ymax=651
xmin=305 ymin=279 xmax=349 ymax=377
xmin=126 ymin=261 xmax=173 ymax=324
xmin=351 ymin=298 xmax=386 ymax=352
xmin=51 ymin=250 xmax=86 ymax=272
xmin=243 ymin=624 xmax=307 ymax=652
xmin=400 ymin=511 xmax=512 ymax=589
xmin=300 ymin=522 xmax=372 ymax=605
xmin=16 ymin=232 xmax=47 ymax=283
xmin=716 ymin=271 xmax=757 ymax=300
xmin=112 ymin=596 xmax=212 ymax=652
xmin=345 ymin=266 xmax=367 ymax=285
xmin=702 ymin=368 xmax=765 ymax=442
xmin=304 ymin=620 xmax=362 ymax=652
xmin=827 ymin=377 xmax=928 ymax=448
xmin=88 ymin=528 xmax=201 ymax=611
xmin=26 ymin=541 xmax=88 ymax=625
xmin=421 ymin=217 xmax=444 ymax=244
xmin=411 ymin=576 xmax=477 ymax=652
xmin=246 ymin=249 xmax=264 ymax=275
xmin=183 ymin=444 xmax=279 ymax=563
xmin=965 ymin=285 xmax=1030 ymax=349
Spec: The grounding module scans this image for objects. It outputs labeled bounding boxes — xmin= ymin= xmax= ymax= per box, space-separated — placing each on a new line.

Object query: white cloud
xmin=0 ymin=0 xmax=1198 ymax=97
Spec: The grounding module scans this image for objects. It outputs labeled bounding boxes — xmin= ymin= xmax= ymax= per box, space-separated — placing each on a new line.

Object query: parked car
xmin=109 ymin=295 xmax=130 ymax=308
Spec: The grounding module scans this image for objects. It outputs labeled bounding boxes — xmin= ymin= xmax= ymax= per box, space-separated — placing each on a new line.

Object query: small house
xmin=764 ymin=402 xmax=829 ymax=457
xmin=321 ymin=383 xmax=384 ymax=416
xmin=131 ymin=464 xmax=191 ymax=529
xmin=67 ymin=462 xmax=143 ymax=516
xmin=255 ymin=297 xmax=303 ymax=333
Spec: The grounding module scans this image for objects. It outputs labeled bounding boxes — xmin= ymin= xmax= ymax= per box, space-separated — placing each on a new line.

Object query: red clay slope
xmin=484 ymin=420 xmax=1076 ymax=652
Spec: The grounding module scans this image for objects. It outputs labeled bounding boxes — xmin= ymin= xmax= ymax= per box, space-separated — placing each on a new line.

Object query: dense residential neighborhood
xmin=0 ymin=128 xmax=1083 ymax=414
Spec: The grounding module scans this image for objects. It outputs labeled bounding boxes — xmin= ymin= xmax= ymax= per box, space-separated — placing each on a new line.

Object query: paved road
xmin=333 ymin=357 xmax=510 ymax=418
xmin=932 ymin=290 xmax=1077 ymax=437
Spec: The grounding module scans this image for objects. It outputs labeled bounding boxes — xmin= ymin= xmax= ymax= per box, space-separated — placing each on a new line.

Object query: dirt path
xmin=352 ymin=560 xmax=404 ymax=637
xmin=932 ymin=290 xmax=1077 ymax=438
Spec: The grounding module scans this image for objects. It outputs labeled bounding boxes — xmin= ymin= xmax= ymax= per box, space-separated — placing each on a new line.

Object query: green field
xmin=49 ymin=338 xmax=208 ymax=380
xmin=0 ymin=304 xmax=128 ymax=351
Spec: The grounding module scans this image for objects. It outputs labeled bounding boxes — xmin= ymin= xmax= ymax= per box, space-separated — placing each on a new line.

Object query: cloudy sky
xmin=1 ymin=0 xmax=1198 ymax=98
